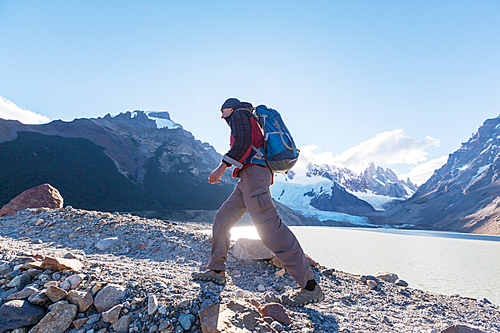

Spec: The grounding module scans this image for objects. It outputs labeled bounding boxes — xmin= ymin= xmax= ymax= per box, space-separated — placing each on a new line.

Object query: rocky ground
xmin=0 ymin=207 xmax=499 ymax=333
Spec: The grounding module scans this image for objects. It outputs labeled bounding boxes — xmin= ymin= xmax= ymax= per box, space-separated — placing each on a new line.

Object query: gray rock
xmin=60 ymin=274 xmax=83 ymax=290
xmin=95 ymin=237 xmax=120 ymax=251
xmin=111 ymin=314 xmax=133 ymax=333
xmin=7 ymin=286 xmax=38 ymax=300
xmin=271 ymin=321 xmax=284 ymax=332
xmin=29 ymin=302 xmax=77 ymax=333
xmin=102 ymin=304 xmax=123 ymax=323
xmin=86 ymin=313 xmax=101 ymax=326
xmin=148 ymin=294 xmax=158 ymax=315
xmin=374 ymin=271 xmax=398 ymax=283
xmin=11 ymin=328 xmax=27 ymax=333
xmin=178 ymin=313 xmax=195 ymax=330
xmin=158 ymin=320 xmax=172 ymax=331
xmin=6 ymin=270 xmax=22 ymax=280
xmin=28 ymin=290 xmax=49 ymax=306
xmin=0 ymin=300 xmax=45 ymax=333
xmin=154 ymin=281 xmax=168 ymax=289
xmin=395 ymin=279 xmax=409 ymax=287
xmin=7 ymin=274 xmax=30 ymax=290
xmin=231 ymin=238 xmax=274 ymax=260
xmin=94 ymin=284 xmax=126 ymax=313
xmin=177 ymin=299 xmax=190 ymax=308
xmin=0 ymin=263 xmax=10 ymax=274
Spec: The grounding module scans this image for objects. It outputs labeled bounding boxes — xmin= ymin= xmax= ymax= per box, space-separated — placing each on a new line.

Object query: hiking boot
xmin=191 ymin=270 xmax=226 ymax=285
xmin=281 ymin=285 xmax=324 ymax=306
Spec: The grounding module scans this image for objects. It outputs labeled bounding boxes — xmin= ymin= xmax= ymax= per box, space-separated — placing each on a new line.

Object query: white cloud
xmin=0 ymin=96 xmax=50 ymax=124
xmin=400 ymin=156 xmax=448 ymax=186
xmin=296 ymin=129 xmax=441 ymax=174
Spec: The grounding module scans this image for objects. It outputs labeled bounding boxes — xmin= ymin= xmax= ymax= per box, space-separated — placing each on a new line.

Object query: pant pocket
xmin=250 ymin=188 xmax=273 ymax=211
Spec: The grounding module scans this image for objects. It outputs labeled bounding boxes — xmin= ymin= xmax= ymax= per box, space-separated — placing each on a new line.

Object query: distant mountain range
xmin=378 ymin=116 xmax=500 ymax=235
xmin=270 ymin=162 xmax=416 ymax=225
xmin=2 ymin=111 xmax=500 ymax=235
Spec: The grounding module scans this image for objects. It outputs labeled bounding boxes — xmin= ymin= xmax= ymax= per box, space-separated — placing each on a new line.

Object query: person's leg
xmin=206 ymin=184 xmax=247 ymax=271
xmin=238 ymin=166 xmax=314 ymax=288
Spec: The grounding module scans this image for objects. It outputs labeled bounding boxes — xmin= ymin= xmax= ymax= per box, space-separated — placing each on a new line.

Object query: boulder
xmin=258 ymin=303 xmax=291 ymax=325
xmin=95 ymin=237 xmax=120 ymax=251
xmin=232 ymin=238 xmax=274 ymax=260
xmin=66 ymin=290 xmax=93 ymax=312
xmin=0 ymin=184 xmax=63 ymax=217
xmin=28 ymin=290 xmax=49 ymax=306
xmin=7 ymin=274 xmax=30 ymax=290
xmin=102 ymin=304 xmax=123 ymax=324
xmin=374 ymin=271 xmax=399 ymax=283
xmin=178 ymin=313 xmax=195 ymax=331
xmin=0 ymin=300 xmax=45 ymax=333
xmin=198 ymin=303 xmax=221 ymax=333
xmin=223 ymin=300 xmax=272 ymax=332
xmin=111 ymin=314 xmax=133 ymax=333
xmin=94 ymin=284 xmax=126 ymax=313
xmin=7 ymin=286 xmax=38 ymax=300
xmin=72 ymin=318 xmax=88 ymax=329
xmin=441 ymin=325 xmax=484 ymax=333
xmin=60 ymin=274 xmax=84 ymax=290
xmin=45 ymin=285 xmax=68 ymax=302
xmin=148 ymin=294 xmax=158 ymax=315
xmin=40 ymin=256 xmax=84 ymax=272
xmin=395 ymin=279 xmax=409 ymax=287
xmin=29 ymin=302 xmax=77 ymax=333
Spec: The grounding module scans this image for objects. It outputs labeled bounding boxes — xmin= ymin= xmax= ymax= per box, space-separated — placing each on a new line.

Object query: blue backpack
xmin=250 ymin=105 xmax=299 ymax=173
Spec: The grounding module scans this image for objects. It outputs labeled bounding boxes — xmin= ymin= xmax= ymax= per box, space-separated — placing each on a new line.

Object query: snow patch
xmin=346 ymin=190 xmax=400 ymax=211
xmin=145 ymin=111 xmax=181 ymax=129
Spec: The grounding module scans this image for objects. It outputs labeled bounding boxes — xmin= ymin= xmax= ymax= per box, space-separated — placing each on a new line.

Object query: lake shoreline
xmin=0 ymin=207 xmax=499 ymax=332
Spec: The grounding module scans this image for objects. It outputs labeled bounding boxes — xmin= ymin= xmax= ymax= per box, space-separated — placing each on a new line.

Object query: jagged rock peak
xmin=305 ymin=162 xmax=417 ymax=198
xmin=100 ymin=111 xmax=182 ymax=130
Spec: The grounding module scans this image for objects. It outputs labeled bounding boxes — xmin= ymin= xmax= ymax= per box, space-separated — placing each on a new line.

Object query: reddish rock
xmin=198 ymin=303 xmax=220 ymax=333
xmin=41 ymin=256 xmax=84 ymax=272
xmin=66 ymin=290 xmax=93 ymax=312
xmin=45 ymin=285 xmax=68 ymax=302
xmin=29 ymin=302 xmax=77 ymax=333
xmin=0 ymin=184 xmax=63 ymax=217
xmin=259 ymin=303 xmax=291 ymax=325
xmin=72 ymin=318 xmax=88 ymax=329
xmin=441 ymin=325 xmax=484 ymax=333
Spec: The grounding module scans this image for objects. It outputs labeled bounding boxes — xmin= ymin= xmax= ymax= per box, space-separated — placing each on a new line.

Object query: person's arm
xmin=223 ymin=111 xmax=252 ymax=166
xmin=208 ymin=111 xmax=252 ymax=184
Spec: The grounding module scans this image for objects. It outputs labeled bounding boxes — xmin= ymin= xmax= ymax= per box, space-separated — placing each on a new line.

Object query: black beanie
xmin=221 ymin=98 xmax=241 ymax=110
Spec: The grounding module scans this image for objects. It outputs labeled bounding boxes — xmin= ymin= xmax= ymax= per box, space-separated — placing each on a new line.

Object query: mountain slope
xmin=0 ymin=111 xmax=235 ymax=212
xmin=381 ymin=116 xmax=500 ymax=235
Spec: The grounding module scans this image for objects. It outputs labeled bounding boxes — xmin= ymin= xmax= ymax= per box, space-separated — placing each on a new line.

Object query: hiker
xmin=192 ymin=98 xmax=324 ymax=306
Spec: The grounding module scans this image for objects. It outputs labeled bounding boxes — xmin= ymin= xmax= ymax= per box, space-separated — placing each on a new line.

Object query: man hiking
xmin=192 ymin=98 xmax=324 ymax=306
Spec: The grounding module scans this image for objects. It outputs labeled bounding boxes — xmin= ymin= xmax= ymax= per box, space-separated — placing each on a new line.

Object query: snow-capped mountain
xmin=270 ymin=162 xmax=417 ymax=226
xmin=307 ymin=162 xmax=417 ymax=198
xmin=382 ymin=115 xmax=500 ymax=235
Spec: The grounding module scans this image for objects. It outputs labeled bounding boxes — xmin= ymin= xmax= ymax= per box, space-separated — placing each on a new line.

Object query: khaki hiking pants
xmin=207 ymin=165 xmax=314 ymax=288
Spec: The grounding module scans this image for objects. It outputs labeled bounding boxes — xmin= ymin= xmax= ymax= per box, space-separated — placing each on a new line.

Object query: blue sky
xmin=1 ymin=1 xmax=499 ymax=184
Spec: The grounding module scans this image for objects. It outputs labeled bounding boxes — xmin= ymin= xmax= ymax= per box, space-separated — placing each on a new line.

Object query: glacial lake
xmin=224 ymin=226 xmax=500 ymax=305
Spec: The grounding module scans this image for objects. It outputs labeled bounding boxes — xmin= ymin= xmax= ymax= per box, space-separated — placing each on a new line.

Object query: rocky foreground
xmin=0 ymin=207 xmax=499 ymax=333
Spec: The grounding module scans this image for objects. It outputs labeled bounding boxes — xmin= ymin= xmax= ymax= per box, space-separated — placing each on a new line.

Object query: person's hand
xmin=209 ymin=163 xmax=228 ymax=184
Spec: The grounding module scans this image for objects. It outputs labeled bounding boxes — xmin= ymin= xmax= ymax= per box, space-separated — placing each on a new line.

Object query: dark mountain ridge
xmin=0 ymin=112 xmax=235 ymax=213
